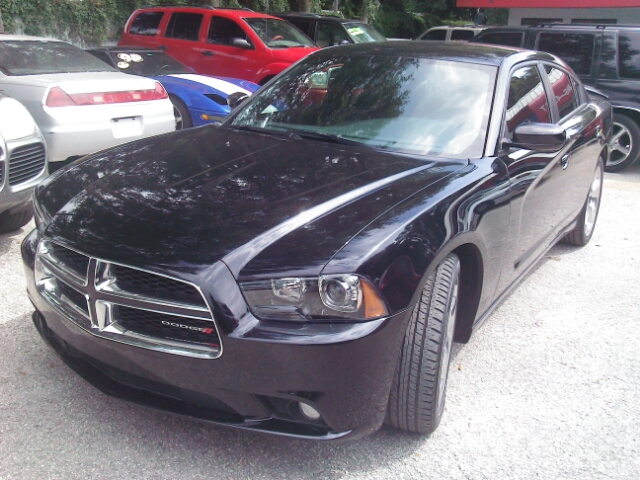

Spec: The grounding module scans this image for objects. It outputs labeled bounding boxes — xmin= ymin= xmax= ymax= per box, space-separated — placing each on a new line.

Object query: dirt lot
xmin=1 ymin=164 xmax=639 ymax=479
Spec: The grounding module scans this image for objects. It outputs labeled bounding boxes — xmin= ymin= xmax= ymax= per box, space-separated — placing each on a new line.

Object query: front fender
xmin=254 ymin=63 xmax=291 ymax=84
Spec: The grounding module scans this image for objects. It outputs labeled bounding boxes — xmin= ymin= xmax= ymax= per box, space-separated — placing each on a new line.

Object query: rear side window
xmin=207 ymin=17 xmax=247 ymax=45
xmin=451 ymin=30 xmax=475 ymax=41
xmin=544 ymin=65 xmax=579 ymax=120
xmin=165 ymin=12 xmax=203 ymax=41
xmin=619 ymin=31 xmax=640 ymax=79
xmin=420 ymin=29 xmax=447 ymax=41
xmin=537 ymin=33 xmax=595 ymax=76
xmin=130 ymin=12 xmax=164 ymax=36
xmin=288 ymin=19 xmax=314 ymax=38
xmin=504 ymin=65 xmax=551 ymax=140
xmin=476 ymin=31 xmax=524 ymax=47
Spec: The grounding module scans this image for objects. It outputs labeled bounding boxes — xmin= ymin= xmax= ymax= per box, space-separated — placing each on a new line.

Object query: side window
xmin=619 ymin=31 xmax=640 ymax=79
xmin=288 ymin=19 xmax=314 ymax=38
xmin=544 ymin=65 xmax=579 ymax=120
xmin=207 ymin=16 xmax=247 ymax=45
xmin=536 ymin=33 xmax=595 ymax=76
xmin=421 ymin=29 xmax=447 ymax=41
xmin=316 ymin=22 xmax=350 ymax=47
xmin=504 ymin=65 xmax=551 ymax=141
xmin=130 ymin=12 xmax=164 ymax=36
xmin=451 ymin=30 xmax=475 ymax=41
xmin=476 ymin=32 xmax=524 ymax=47
xmin=165 ymin=13 xmax=203 ymax=41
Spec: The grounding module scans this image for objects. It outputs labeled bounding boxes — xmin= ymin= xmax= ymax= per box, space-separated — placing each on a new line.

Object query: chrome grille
xmin=0 ymin=162 xmax=4 ymax=186
xmin=35 ymin=239 xmax=222 ymax=359
xmin=8 ymin=143 xmax=46 ymax=186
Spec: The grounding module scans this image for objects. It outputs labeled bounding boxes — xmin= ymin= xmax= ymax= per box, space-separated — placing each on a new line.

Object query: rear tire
xmin=386 ymin=253 xmax=460 ymax=434
xmin=0 ymin=205 xmax=33 ymax=234
xmin=607 ymin=114 xmax=640 ymax=172
xmin=169 ymin=95 xmax=192 ymax=130
xmin=562 ymin=157 xmax=604 ymax=246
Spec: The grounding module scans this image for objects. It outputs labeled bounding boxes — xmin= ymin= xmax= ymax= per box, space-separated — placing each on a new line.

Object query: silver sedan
xmin=0 ymin=35 xmax=175 ymax=168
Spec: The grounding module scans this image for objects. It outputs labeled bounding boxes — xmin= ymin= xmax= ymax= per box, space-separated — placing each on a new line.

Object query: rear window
xmin=420 ymin=29 xmax=447 ymax=41
xmin=165 ymin=12 xmax=203 ymax=41
xmin=0 ymin=41 xmax=117 ymax=76
xmin=537 ymin=32 xmax=595 ymax=76
xmin=130 ymin=12 xmax=164 ymax=36
xmin=451 ymin=30 xmax=475 ymax=41
xmin=476 ymin=31 xmax=524 ymax=47
xmin=619 ymin=31 xmax=640 ymax=79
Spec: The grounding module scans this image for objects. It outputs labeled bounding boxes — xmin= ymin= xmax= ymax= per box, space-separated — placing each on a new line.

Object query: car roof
xmin=480 ymin=24 xmax=640 ymax=32
xmin=334 ymin=41 xmax=525 ymax=66
xmin=0 ymin=35 xmax=66 ymax=42
xmin=87 ymin=46 xmax=161 ymax=53
xmin=274 ymin=13 xmax=363 ymax=24
xmin=135 ymin=6 xmax=282 ymax=20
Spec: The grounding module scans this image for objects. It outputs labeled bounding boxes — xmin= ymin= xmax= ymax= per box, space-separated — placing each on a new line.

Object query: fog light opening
xmin=298 ymin=402 xmax=321 ymax=421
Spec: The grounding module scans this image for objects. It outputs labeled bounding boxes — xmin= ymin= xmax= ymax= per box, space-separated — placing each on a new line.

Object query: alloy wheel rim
xmin=437 ymin=272 xmax=459 ymax=415
xmin=609 ymin=122 xmax=633 ymax=166
xmin=584 ymin=164 xmax=603 ymax=238
xmin=173 ymin=106 xmax=184 ymax=130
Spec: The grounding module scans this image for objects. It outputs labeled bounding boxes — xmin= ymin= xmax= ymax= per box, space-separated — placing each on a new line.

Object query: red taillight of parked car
xmin=46 ymin=82 xmax=169 ymax=107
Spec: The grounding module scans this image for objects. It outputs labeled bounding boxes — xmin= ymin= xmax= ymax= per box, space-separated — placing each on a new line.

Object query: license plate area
xmin=111 ymin=116 xmax=142 ymax=139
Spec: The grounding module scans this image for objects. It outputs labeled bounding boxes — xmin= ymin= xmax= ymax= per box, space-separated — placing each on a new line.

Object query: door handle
xmin=561 ymin=153 xmax=570 ymax=170
xmin=158 ymin=45 xmax=168 ymax=51
xmin=202 ymin=50 xmax=214 ymax=56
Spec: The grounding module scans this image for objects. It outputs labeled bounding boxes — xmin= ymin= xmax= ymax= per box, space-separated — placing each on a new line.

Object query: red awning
xmin=457 ymin=0 xmax=640 ymax=7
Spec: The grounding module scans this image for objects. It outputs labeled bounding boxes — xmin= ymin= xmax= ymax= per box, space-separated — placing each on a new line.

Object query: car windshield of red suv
xmin=244 ymin=18 xmax=316 ymax=48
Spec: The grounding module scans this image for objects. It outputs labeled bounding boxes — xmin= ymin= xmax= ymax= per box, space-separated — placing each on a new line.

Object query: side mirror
xmin=231 ymin=38 xmax=253 ymax=49
xmin=509 ymin=123 xmax=567 ymax=152
xmin=227 ymin=92 xmax=249 ymax=110
xmin=339 ymin=39 xmax=350 ymax=45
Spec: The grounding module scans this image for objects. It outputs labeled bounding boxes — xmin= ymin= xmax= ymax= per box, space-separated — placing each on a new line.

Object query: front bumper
xmin=22 ymin=229 xmax=412 ymax=440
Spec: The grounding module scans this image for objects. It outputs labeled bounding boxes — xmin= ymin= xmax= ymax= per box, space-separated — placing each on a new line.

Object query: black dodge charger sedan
xmin=22 ymin=43 xmax=611 ymax=441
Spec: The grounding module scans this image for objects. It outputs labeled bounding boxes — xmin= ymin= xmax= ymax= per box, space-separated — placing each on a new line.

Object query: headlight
xmin=0 ymin=97 xmax=36 ymax=141
xmin=240 ymin=274 xmax=388 ymax=322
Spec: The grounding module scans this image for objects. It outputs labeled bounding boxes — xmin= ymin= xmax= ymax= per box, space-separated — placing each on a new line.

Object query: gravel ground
xmin=1 ymin=164 xmax=639 ymax=480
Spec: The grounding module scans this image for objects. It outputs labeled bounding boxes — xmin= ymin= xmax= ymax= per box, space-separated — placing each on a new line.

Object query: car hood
xmin=164 ymin=74 xmax=256 ymax=96
xmin=3 ymin=71 xmax=158 ymax=93
xmin=38 ymin=126 xmax=465 ymax=276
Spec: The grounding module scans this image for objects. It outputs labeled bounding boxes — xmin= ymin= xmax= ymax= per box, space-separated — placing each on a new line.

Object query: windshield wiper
xmin=284 ymin=129 xmax=365 ymax=146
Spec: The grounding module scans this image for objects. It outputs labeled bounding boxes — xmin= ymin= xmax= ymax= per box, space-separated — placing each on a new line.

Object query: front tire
xmin=386 ymin=253 xmax=460 ymax=434
xmin=0 ymin=205 xmax=33 ymax=234
xmin=607 ymin=114 xmax=640 ymax=172
xmin=562 ymin=157 xmax=604 ymax=246
xmin=169 ymin=95 xmax=192 ymax=130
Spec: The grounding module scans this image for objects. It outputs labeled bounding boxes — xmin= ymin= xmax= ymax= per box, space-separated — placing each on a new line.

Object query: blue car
xmin=87 ymin=47 xmax=259 ymax=129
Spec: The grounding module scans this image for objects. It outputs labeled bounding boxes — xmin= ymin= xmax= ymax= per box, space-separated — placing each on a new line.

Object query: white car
xmin=416 ymin=26 xmax=486 ymax=42
xmin=0 ymin=35 xmax=175 ymax=170
xmin=0 ymin=93 xmax=48 ymax=233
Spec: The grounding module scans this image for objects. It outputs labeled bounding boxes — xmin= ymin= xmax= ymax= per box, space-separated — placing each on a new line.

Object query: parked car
xmin=0 ymin=92 xmax=47 ymax=233
xmin=274 ymin=13 xmax=386 ymax=47
xmin=0 ymin=35 xmax=175 ymax=170
xmin=119 ymin=6 xmax=318 ymax=85
xmin=472 ymin=24 xmax=640 ymax=172
xmin=416 ymin=25 xmax=486 ymax=41
xmin=23 ymin=42 xmax=610 ymax=441
xmin=86 ymin=47 xmax=259 ymax=129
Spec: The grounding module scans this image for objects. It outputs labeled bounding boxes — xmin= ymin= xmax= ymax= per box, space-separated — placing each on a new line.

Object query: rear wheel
xmin=386 ymin=253 xmax=460 ymax=434
xmin=0 ymin=205 xmax=33 ymax=234
xmin=562 ymin=157 xmax=604 ymax=246
xmin=169 ymin=95 xmax=192 ymax=130
xmin=607 ymin=114 xmax=640 ymax=172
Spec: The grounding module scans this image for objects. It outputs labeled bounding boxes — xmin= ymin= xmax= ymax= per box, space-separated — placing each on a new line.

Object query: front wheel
xmin=607 ymin=114 xmax=640 ymax=172
xmin=0 ymin=205 xmax=33 ymax=234
xmin=562 ymin=157 xmax=604 ymax=246
xmin=386 ymin=253 xmax=460 ymax=434
xmin=169 ymin=95 xmax=192 ymax=130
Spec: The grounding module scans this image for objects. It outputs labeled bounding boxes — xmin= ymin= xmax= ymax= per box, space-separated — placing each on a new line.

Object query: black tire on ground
xmin=0 ymin=205 xmax=33 ymax=234
xmin=386 ymin=253 xmax=461 ymax=434
xmin=169 ymin=95 xmax=192 ymax=130
xmin=562 ymin=157 xmax=604 ymax=246
xmin=607 ymin=114 xmax=640 ymax=172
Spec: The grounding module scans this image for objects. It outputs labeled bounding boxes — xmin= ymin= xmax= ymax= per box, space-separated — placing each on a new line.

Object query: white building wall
xmin=508 ymin=8 xmax=640 ymax=25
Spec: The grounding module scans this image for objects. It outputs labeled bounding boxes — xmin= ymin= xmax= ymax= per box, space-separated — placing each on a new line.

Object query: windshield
xmin=244 ymin=18 xmax=316 ymax=48
xmin=108 ymin=51 xmax=191 ymax=76
xmin=228 ymin=53 xmax=496 ymax=159
xmin=0 ymin=41 xmax=117 ymax=76
xmin=345 ymin=23 xmax=386 ymax=43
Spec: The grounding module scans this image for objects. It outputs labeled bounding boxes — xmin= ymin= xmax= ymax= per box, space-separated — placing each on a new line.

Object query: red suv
xmin=119 ymin=6 xmax=319 ymax=85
